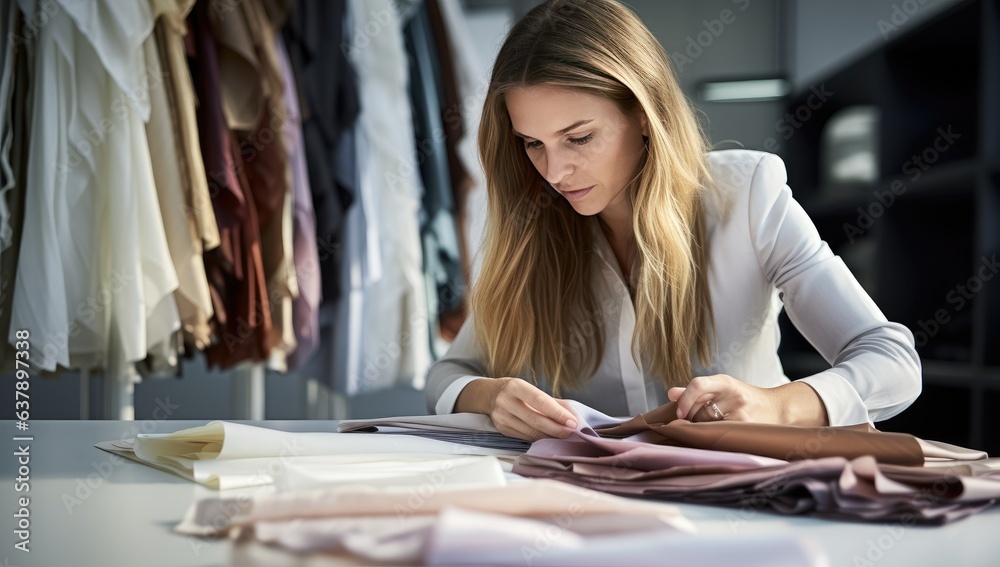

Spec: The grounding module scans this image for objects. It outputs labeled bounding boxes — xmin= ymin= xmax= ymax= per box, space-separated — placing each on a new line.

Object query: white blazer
xmin=425 ymin=150 xmax=922 ymax=426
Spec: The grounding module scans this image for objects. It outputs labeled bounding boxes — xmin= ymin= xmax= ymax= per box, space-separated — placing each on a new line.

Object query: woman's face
xmin=506 ymin=85 xmax=649 ymax=219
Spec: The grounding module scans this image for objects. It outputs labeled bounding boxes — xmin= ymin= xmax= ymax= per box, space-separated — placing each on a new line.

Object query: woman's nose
xmin=541 ymin=147 xmax=574 ymax=187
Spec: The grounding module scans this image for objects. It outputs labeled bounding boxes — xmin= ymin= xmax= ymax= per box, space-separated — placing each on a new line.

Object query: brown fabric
xmin=595 ymin=401 xmax=926 ymax=466
xmin=213 ymin=0 xmax=295 ymax=362
xmin=189 ymin=1 xmax=277 ymax=369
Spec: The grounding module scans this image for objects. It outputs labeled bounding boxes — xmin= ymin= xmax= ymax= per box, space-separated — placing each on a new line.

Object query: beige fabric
xmin=150 ymin=0 xmax=219 ymax=252
xmin=144 ymin=2 xmax=215 ymax=351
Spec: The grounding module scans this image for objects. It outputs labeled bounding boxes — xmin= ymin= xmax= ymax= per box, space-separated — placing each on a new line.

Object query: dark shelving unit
xmin=777 ymin=0 xmax=999 ymax=455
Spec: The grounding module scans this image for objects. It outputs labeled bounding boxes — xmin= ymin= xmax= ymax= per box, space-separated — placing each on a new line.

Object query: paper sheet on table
xmin=96 ymin=420 xmax=520 ymax=489
xmin=274 ymin=453 xmax=507 ymax=492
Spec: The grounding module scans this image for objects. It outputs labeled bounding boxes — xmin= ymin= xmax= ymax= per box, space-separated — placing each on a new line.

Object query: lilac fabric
xmin=275 ymin=35 xmax=322 ymax=371
xmin=513 ymin=428 xmax=1000 ymax=525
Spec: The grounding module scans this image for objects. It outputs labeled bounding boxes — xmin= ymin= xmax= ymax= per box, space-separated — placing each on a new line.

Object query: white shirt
xmin=348 ymin=0 xmax=431 ymax=393
xmin=425 ymin=149 xmax=922 ymax=426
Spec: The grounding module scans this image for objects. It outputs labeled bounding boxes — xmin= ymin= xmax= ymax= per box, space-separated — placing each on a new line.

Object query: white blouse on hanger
xmin=11 ymin=0 xmax=179 ymax=380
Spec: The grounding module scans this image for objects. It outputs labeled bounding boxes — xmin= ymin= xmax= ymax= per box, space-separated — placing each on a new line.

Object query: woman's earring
xmin=642 ymin=135 xmax=649 ymax=152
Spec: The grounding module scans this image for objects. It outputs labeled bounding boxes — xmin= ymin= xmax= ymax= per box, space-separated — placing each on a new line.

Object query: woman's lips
xmin=562 ymin=186 xmax=594 ymax=201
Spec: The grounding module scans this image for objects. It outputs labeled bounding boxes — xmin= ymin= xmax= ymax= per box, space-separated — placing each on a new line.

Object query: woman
xmin=425 ymin=0 xmax=921 ymax=441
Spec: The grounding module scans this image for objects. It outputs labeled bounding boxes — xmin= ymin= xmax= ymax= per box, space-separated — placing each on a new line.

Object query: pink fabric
xmin=513 ymin=426 xmax=1000 ymax=525
xmin=275 ymin=35 xmax=321 ymax=370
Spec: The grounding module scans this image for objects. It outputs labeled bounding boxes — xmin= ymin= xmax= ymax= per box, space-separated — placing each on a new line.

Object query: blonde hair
xmin=472 ymin=0 xmax=715 ymax=395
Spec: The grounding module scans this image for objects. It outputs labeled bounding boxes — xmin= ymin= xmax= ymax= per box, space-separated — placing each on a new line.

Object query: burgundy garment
xmin=189 ymin=2 xmax=276 ymax=368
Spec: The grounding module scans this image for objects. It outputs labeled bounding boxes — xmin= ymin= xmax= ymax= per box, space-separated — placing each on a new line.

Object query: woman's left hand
xmin=669 ymin=373 xmax=829 ymax=426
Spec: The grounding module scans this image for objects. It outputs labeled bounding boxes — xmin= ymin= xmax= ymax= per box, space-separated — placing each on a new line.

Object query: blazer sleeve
xmin=425 ymin=314 xmax=489 ymax=414
xmin=747 ymin=153 xmax=922 ymax=426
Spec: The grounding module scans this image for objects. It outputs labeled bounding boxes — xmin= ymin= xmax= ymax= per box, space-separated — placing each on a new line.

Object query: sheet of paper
xmin=96 ymin=421 xmax=522 ymax=489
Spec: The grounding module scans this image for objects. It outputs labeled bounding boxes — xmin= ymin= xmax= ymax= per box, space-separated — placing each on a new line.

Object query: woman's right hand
xmin=456 ymin=377 xmax=579 ymax=441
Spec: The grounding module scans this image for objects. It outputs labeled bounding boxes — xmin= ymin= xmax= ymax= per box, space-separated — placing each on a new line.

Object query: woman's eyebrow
xmin=512 ymin=118 xmax=594 ymax=139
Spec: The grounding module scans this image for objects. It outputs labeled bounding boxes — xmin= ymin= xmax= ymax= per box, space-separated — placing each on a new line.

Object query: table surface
xmin=2 ymin=419 xmax=998 ymax=567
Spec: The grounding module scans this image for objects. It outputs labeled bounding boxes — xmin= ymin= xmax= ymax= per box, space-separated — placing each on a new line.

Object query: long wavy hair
xmin=472 ymin=0 xmax=716 ymax=395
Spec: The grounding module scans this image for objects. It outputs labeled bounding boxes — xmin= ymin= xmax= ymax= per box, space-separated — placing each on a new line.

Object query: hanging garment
xmin=0 ymin=5 xmax=30 ymax=375
xmin=0 ymin=0 xmax=18 ymax=252
xmin=330 ymin=121 xmax=369 ymax=394
xmin=427 ymin=150 xmax=922 ymax=424
xmin=436 ymin=0 xmax=491 ymax=284
xmin=425 ymin=0 xmax=475 ymax=342
xmin=151 ymin=0 xmax=220 ymax=256
xmin=11 ymin=0 xmax=180 ymax=385
xmin=282 ymin=0 xmax=361 ymax=305
xmin=189 ymin=0 xmax=276 ymax=369
xmin=274 ymin=34 xmax=321 ymax=371
xmin=348 ymin=0 xmax=431 ymax=394
xmin=144 ymin=0 xmax=218 ymax=356
xmin=209 ymin=0 xmax=296 ymax=370
xmin=424 ymin=0 xmax=475 ymax=240
xmin=403 ymin=1 xmax=467 ymax=359
xmin=328 ymin=0 xmax=376 ymax=394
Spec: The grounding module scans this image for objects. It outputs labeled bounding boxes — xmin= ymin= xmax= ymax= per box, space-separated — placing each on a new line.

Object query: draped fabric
xmin=189 ymin=0 xmax=276 ymax=369
xmin=348 ymin=0 xmax=431 ymax=393
xmin=145 ymin=0 xmax=219 ymax=359
xmin=275 ymin=34 xmax=321 ymax=371
xmin=512 ymin=400 xmax=1000 ymax=525
xmin=11 ymin=0 xmax=180 ymax=389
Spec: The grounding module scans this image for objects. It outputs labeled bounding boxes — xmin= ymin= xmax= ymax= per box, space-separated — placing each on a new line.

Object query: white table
xmin=2 ymin=420 xmax=998 ymax=567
